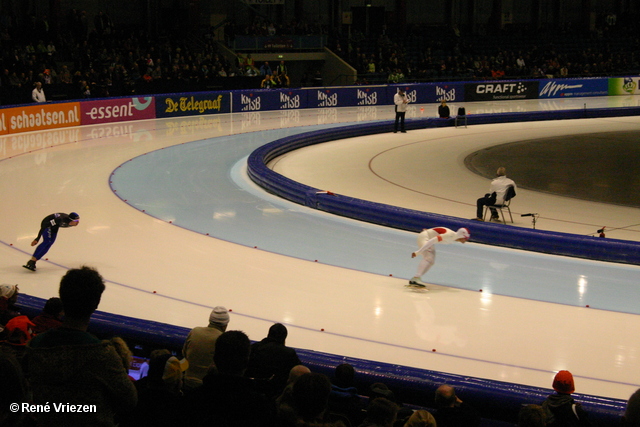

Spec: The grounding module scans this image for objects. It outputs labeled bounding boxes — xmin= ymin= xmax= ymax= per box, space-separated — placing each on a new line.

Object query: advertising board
xmin=464 ymin=81 xmax=538 ymax=101
xmin=609 ymin=77 xmax=640 ymax=96
xmin=232 ymin=89 xmax=309 ymax=112
xmin=80 ymin=96 xmax=156 ymax=125
xmin=81 ymin=97 xmax=156 ymax=125
xmin=5 ymin=102 xmax=81 ymax=134
xmin=156 ymin=92 xmax=230 ymax=118
xmin=539 ymin=78 xmax=608 ymax=98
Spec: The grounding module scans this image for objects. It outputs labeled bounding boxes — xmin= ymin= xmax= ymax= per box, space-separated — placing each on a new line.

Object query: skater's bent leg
xmin=415 ymin=254 xmax=435 ymax=278
xmin=32 ymin=232 xmax=56 ymax=260
xmin=32 ymin=242 xmax=52 ymax=260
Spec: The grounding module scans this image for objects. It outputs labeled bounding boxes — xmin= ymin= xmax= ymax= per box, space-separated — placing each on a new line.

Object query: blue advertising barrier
xmin=327 ymin=86 xmax=389 ymax=107
xmin=232 ymin=86 xmax=393 ymax=111
xmin=464 ymin=80 xmax=540 ymax=102
xmin=386 ymin=83 xmax=466 ymax=104
xmin=17 ymin=293 xmax=626 ymax=426
xmin=429 ymin=82 xmax=465 ymax=103
xmin=155 ymin=91 xmax=231 ymax=118
xmin=247 ymin=108 xmax=640 ymax=265
xmin=232 ymin=88 xmax=310 ymax=111
xmin=210 ymin=77 xmax=639 ymax=113
xmin=539 ymin=77 xmax=609 ymax=98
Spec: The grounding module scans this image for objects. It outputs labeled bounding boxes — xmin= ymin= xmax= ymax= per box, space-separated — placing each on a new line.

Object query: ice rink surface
xmin=1 ymin=95 xmax=639 ymax=401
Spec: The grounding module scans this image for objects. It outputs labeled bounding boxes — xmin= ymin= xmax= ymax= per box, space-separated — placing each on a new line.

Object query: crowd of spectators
xmin=332 ymin=20 xmax=640 ymax=84
xmin=0 ymin=11 xmax=333 ymax=106
xmin=1 ymin=7 xmax=639 ymax=105
xmin=0 ymin=9 xmax=254 ymax=105
xmin=2 ymin=270 xmax=640 ymax=426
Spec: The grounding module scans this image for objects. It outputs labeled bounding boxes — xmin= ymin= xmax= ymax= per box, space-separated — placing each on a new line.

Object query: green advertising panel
xmin=609 ymin=77 xmax=640 ymax=95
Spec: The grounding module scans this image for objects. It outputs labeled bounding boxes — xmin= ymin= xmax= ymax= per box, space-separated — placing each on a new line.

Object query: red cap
xmin=553 ymin=370 xmax=575 ymax=394
xmin=4 ymin=315 xmax=36 ymax=345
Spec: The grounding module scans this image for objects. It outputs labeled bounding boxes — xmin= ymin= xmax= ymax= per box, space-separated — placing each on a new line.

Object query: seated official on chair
xmin=473 ymin=167 xmax=517 ymax=222
xmin=483 ymin=185 xmax=515 ymax=224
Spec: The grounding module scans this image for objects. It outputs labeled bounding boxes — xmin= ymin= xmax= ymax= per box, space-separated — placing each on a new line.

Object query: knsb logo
xmin=476 ymin=82 xmax=528 ymax=94
xmin=317 ymin=91 xmax=338 ymax=107
xmin=540 ymin=81 xmax=583 ymax=97
xmin=0 ymin=113 xmax=6 ymax=133
xmin=280 ymin=92 xmax=300 ymax=109
xmin=623 ymin=77 xmax=637 ymax=94
xmin=357 ymin=89 xmax=378 ymax=105
xmin=404 ymin=89 xmax=417 ymax=103
xmin=436 ymin=86 xmax=456 ymax=101
xmin=240 ymin=94 xmax=261 ymax=111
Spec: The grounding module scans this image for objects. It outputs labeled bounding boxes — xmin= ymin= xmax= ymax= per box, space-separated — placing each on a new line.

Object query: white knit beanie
xmin=0 ymin=284 xmax=18 ymax=299
xmin=209 ymin=306 xmax=230 ymax=326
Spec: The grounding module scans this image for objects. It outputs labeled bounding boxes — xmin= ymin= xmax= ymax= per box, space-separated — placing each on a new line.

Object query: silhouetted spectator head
xmin=287 ymin=364 xmax=311 ymax=384
xmin=213 ymin=330 xmax=250 ymax=375
xmin=334 ymin=363 xmax=355 ymax=388
xmin=623 ymin=388 xmax=640 ymax=426
xmin=146 ymin=349 xmax=172 ymax=383
xmin=362 ymin=397 xmax=398 ymax=427
xmin=292 ymin=372 xmax=332 ymax=422
xmin=404 ymin=409 xmax=436 ymax=427
xmin=59 ymin=266 xmax=105 ymax=320
xmin=518 ymin=404 xmax=547 ymax=427
xmin=42 ymin=297 xmax=64 ymax=318
xmin=268 ymin=322 xmax=288 ymax=344
xmin=435 ymin=384 xmax=458 ymax=408
xmin=369 ymin=382 xmax=396 ymax=403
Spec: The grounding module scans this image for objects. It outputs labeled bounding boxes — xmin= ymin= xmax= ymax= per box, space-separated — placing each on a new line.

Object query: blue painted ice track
xmin=110 ymin=120 xmax=640 ymax=315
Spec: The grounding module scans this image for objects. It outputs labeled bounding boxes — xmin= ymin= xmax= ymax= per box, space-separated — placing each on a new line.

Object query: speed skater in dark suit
xmin=408 ymin=227 xmax=470 ymax=288
xmin=23 ymin=212 xmax=80 ymax=271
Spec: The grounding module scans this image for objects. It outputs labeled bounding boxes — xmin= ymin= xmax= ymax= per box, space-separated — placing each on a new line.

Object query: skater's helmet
xmin=456 ymin=227 xmax=470 ymax=241
xmin=69 ymin=212 xmax=80 ymax=221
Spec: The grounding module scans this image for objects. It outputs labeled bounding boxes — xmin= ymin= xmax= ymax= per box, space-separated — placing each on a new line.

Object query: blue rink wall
xmin=7 ymin=78 xmax=638 ymax=425
xmin=247 ymin=108 xmax=640 ymax=266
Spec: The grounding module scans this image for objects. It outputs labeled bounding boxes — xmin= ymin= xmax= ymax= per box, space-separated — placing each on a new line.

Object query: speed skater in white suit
xmin=409 ymin=227 xmax=470 ymax=288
